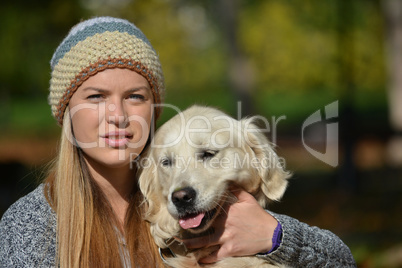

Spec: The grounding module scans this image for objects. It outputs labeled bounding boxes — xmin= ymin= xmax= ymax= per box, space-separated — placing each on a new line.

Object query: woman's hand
xmin=180 ymin=187 xmax=278 ymax=264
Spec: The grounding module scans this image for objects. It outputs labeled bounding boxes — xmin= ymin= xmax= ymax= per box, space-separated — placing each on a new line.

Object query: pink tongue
xmin=179 ymin=213 xmax=205 ymax=229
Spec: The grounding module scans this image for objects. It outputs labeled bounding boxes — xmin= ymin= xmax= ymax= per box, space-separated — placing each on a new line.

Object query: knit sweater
xmin=0 ymin=185 xmax=356 ymax=267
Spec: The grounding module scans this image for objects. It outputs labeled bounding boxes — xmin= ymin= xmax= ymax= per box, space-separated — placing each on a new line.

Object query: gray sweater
xmin=0 ymin=185 xmax=356 ymax=267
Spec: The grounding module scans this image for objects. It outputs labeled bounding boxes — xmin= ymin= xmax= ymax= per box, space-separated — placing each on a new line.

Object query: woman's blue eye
xmin=128 ymin=94 xmax=145 ymax=100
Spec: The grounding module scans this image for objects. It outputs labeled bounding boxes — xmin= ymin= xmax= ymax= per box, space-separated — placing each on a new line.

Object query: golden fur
xmin=139 ymin=105 xmax=290 ymax=267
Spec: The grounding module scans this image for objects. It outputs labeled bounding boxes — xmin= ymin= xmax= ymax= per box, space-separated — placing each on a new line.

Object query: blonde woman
xmin=0 ymin=17 xmax=356 ymax=267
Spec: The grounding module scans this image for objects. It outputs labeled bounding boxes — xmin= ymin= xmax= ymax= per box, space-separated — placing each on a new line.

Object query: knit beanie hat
xmin=49 ymin=16 xmax=165 ymax=126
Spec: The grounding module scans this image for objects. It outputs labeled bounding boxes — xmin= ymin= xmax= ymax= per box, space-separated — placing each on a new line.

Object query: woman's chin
xmin=82 ymin=148 xmax=141 ymax=170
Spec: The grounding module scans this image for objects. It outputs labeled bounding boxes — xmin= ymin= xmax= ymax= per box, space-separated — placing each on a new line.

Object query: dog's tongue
xmin=179 ymin=213 xmax=205 ymax=229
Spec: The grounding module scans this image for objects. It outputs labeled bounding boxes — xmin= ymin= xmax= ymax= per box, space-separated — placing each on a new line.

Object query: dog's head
xmin=138 ymin=105 xmax=290 ymax=248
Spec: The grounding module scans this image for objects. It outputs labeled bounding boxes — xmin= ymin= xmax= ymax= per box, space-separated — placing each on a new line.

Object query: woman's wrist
xmin=266 ymin=222 xmax=282 ymax=254
xmin=257 ymin=213 xmax=283 ymax=255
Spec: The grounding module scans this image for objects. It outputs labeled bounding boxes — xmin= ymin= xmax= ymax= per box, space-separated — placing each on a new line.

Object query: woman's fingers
xmin=198 ymin=249 xmax=220 ymax=264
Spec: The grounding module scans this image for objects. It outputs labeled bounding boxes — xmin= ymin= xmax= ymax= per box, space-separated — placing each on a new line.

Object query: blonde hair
xmin=44 ymin=108 xmax=163 ymax=267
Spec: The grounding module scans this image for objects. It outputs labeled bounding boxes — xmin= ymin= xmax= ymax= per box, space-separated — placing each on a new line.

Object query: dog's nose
xmin=172 ymin=187 xmax=196 ymax=208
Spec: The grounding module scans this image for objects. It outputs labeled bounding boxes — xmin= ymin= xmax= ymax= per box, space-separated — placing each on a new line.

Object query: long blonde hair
xmin=44 ymin=108 xmax=164 ymax=267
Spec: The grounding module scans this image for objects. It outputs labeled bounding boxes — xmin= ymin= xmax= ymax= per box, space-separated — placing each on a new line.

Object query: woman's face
xmin=68 ymin=68 xmax=154 ymax=169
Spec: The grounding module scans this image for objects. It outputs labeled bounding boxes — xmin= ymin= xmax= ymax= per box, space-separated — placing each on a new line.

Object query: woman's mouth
xmin=101 ymin=131 xmax=133 ymax=147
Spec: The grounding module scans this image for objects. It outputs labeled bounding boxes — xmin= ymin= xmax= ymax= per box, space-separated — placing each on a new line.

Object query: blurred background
xmin=0 ymin=0 xmax=401 ymax=267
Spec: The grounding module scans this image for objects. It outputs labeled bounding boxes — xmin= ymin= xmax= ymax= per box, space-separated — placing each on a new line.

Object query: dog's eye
xmin=161 ymin=158 xmax=172 ymax=167
xmin=201 ymin=150 xmax=217 ymax=160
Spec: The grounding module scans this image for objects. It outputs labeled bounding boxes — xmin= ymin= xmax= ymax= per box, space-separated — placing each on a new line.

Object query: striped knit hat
xmin=49 ymin=16 xmax=165 ymax=126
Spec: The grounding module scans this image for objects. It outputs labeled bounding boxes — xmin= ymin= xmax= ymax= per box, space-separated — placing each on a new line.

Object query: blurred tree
xmin=239 ymin=0 xmax=385 ymax=95
xmin=0 ymin=0 xmax=88 ymax=133
xmin=383 ymin=0 xmax=402 ymax=131
xmin=0 ymin=0 xmax=88 ymax=97
xmin=336 ymin=0 xmax=357 ymax=192
xmin=213 ymin=0 xmax=256 ymax=116
xmin=382 ymin=0 xmax=402 ymax=165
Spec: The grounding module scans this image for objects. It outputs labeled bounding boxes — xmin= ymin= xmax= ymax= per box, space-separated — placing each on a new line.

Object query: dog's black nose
xmin=172 ymin=187 xmax=196 ymax=208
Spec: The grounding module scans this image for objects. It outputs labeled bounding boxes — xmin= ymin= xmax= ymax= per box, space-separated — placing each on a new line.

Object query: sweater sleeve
xmin=0 ymin=185 xmax=57 ymax=267
xmin=257 ymin=211 xmax=356 ymax=268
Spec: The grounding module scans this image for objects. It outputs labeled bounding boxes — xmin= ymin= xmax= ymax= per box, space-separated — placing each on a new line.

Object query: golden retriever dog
xmin=138 ymin=105 xmax=290 ymax=268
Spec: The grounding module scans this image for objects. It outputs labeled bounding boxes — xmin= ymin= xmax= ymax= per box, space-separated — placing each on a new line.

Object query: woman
xmin=0 ymin=17 xmax=356 ymax=267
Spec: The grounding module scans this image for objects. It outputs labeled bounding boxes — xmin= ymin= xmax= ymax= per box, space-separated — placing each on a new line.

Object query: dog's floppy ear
xmin=241 ymin=117 xmax=291 ymax=207
xmin=137 ymin=151 xmax=180 ymax=247
xmin=137 ymin=152 xmax=162 ymax=222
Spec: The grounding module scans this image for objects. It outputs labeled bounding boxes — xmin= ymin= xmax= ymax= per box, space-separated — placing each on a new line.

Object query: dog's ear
xmin=137 ymin=151 xmax=180 ymax=247
xmin=137 ymin=153 xmax=162 ymax=221
xmin=241 ymin=117 xmax=291 ymax=207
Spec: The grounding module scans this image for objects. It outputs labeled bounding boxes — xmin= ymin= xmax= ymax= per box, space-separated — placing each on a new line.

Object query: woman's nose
xmin=106 ymin=101 xmax=128 ymax=126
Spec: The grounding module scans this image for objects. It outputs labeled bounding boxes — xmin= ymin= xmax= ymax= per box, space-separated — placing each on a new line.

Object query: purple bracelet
xmin=266 ymin=222 xmax=282 ymax=254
